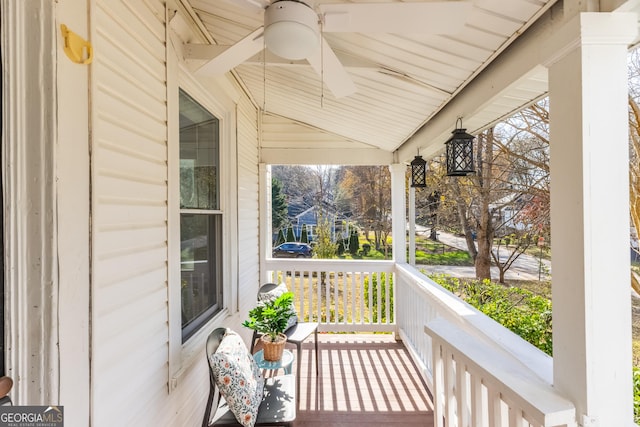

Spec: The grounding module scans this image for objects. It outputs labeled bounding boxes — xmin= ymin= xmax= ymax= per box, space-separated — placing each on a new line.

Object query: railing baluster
xmin=508 ymin=405 xmax=523 ymax=427
xmin=340 ymin=270 xmax=350 ymax=325
xmin=336 ymin=271 xmax=340 ymax=324
xmin=325 ymin=272 xmax=330 ymax=323
xmin=445 ymin=348 xmax=457 ymax=426
xmin=470 ymin=374 xmax=484 ymax=427
xmin=352 ymin=270 xmax=358 ymax=324
xmin=298 ymin=270 xmax=303 ymax=320
xmin=316 ymin=269 xmax=321 ymax=323
xmin=487 ymin=386 xmax=502 ymax=427
xmin=386 ymin=272 xmax=392 ymax=325
xmin=433 ymin=340 xmax=445 ymax=427
xmin=358 ymin=271 xmax=366 ymax=325
xmin=457 ymin=362 xmax=469 ymax=427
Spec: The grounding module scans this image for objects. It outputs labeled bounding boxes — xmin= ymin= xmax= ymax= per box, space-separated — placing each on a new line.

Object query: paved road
xmin=413 ymin=226 xmax=551 ymax=281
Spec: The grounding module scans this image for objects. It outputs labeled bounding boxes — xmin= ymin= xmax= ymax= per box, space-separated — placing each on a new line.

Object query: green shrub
xmin=364 ymin=272 xmax=393 ymax=323
xmin=430 ymin=274 xmax=553 ymax=355
xmin=349 ymin=230 xmax=360 ymax=255
xmin=362 ymin=243 xmax=371 ymax=255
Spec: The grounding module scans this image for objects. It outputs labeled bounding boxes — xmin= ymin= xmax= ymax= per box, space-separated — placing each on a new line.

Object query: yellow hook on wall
xmin=60 ymin=24 xmax=93 ymax=65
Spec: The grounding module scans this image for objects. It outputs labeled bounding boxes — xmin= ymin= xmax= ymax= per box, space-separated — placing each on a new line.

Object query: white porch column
xmin=409 ymin=186 xmax=416 ymax=265
xmin=547 ymin=13 xmax=636 ymax=426
xmin=259 ymin=163 xmax=272 ymax=284
xmin=390 ymin=164 xmax=407 ymax=263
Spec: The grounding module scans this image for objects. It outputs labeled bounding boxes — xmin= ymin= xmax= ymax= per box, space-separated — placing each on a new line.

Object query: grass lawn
xmin=337 ymin=235 xmax=473 ymax=266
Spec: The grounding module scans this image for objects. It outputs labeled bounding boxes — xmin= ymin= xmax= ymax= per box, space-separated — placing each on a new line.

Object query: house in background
xmin=3 ymin=0 xmax=639 ymax=426
xmin=291 ymin=206 xmax=350 ymax=243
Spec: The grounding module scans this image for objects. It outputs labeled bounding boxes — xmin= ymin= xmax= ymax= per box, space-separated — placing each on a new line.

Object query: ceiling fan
xmin=190 ymin=0 xmax=472 ymax=99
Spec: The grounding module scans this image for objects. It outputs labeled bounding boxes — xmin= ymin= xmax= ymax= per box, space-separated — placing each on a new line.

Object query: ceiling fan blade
xmin=243 ymin=0 xmax=270 ymax=10
xmin=319 ymin=1 xmax=472 ymax=34
xmin=219 ymin=0 xmax=269 ymax=13
xmin=194 ymin=27 xmax=265 ymax=76
xmin=306 ymin=37 xmax=356 ymax=99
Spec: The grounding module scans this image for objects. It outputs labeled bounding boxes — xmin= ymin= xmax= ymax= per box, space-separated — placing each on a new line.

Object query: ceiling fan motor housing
xmin=264 ymin=0 xmax=320 ymax=60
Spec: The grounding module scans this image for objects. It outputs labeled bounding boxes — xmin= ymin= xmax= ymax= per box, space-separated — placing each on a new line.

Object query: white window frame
xmin=167 ymin=56 xmax=238 ymax=388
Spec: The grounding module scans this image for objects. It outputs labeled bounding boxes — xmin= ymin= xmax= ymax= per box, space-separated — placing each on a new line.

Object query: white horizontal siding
xmin=91 ymin=1 xmax=169 ymax=426
xmin=260 ymin=113 xmax=373 ymax=150
xmin=237 ymin=95 xmax=261 ymax=319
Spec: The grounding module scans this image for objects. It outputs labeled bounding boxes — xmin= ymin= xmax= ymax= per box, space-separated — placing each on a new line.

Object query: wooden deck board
xmin=282 ymin=334 xmax=435 ymax=427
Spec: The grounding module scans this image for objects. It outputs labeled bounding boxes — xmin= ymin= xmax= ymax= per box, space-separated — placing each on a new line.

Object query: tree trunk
xmin=498 ymin=267 xmax=506 ymax=284
xmin=450 ymin=179 xmax=478 ymax=261
xmin=475 ymin=234 xmax=492 ymax=280
xmin=473 ymin=130 xmax=495 ymax=281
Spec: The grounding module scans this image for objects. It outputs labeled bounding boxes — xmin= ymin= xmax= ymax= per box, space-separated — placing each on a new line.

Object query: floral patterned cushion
xmin=210 ymin=330 xmax=264 ymax=427
xmin=258 ymin=283 xmax=298 ymax=330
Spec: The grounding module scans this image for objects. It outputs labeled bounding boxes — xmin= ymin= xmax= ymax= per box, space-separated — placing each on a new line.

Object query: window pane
xmin=180 ymin=213 xmax=222 ymax=341
xmin=179 ymin=90 xmax=219 ymax=210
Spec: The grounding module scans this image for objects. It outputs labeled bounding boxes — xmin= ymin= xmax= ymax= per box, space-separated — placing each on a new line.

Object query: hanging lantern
xmin=410 ymin=155 xmax=427 ymax=188
xmin=445 ymin=119 xmax=475 ymax=176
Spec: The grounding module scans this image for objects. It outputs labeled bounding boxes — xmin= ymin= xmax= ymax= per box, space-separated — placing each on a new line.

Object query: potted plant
xmin=242 ymin=291 xmax=296 ymax=361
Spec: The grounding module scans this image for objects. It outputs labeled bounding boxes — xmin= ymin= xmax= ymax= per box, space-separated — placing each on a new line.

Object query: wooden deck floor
xmin=280 ymin=333 xmax=435 ymax=426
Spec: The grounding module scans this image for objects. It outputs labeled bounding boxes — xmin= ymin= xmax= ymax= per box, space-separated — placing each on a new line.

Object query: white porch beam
xmin=260 ymin=147 xmax=393 ymax=165
xmin=547 ymin=12 xmax=636 ymax=426
xmin=390 ymin=164 xmax=407 ymax=264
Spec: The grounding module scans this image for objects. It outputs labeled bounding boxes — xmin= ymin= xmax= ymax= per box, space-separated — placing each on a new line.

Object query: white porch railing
xmin=265 ymin=259 xmax=576 ymax=426
xmin=427 ymin=318 xmax=575 ymax=427
xmin=394 ymin=263 xmax=576 ymax=427
xmin=264 ymin=258 xmax=395 ymax=332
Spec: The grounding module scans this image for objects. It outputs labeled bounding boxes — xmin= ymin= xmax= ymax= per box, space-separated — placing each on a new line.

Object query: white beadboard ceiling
xmin=187 ymin=0 xmax=556 ymax=161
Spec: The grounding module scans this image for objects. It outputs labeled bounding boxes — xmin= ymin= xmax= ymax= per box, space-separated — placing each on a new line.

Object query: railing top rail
xmin=426 ymin=318 xmax=576 ymax=427
xmin=265 ymin=258 xmax=395 ymax=271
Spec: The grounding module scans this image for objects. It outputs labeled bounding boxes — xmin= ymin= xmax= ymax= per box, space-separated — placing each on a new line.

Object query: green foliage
xmin=349 ymin=229 xmax=360 ymax=255
xmin=362 ymin=243 xmax=371 ymax=255
xmin=286 ymin=225 xmax=296 ymax=242
xmin=242 ymin=292 xmax=295 ymax=342
xmin=300 ymin=224 xmax=309 ymax=243
xmin=364 ymin=273 xmax=394 ymax=323
xmin=271 ymin=178 xmax=288 ymax=232
xmin=430 ymin=274 xmax=553 ymax=355
xmin=275 ymin=228 xmax=286 ymax=246
xmin=314 ymin=215 xmax=337 ymax=259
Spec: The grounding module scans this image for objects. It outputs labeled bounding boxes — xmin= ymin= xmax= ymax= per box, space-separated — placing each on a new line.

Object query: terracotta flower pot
xmin=261 ymin=333 xmax=287 ymax=361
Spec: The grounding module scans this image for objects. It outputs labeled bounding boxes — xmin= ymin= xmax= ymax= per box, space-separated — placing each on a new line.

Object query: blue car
xmin=272 ymin=242 xmax=313 ymax=258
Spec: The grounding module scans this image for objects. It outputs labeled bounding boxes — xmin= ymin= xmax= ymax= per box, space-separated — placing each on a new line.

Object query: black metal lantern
xmin=410 ymin=155 xmax=427 ymax=188
xmin=445 ymin=119 xmax=475 ymax=176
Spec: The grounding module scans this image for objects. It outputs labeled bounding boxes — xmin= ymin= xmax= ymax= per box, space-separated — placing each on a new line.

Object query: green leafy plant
xmin=242 ymin=292 xmax=295 ymax=342
xmin=430 ymin=274 xmax=553 ymax=355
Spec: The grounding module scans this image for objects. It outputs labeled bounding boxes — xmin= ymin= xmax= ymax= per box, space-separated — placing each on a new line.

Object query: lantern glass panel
xmin=410 ymin=155 xmax=427 ymax=188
